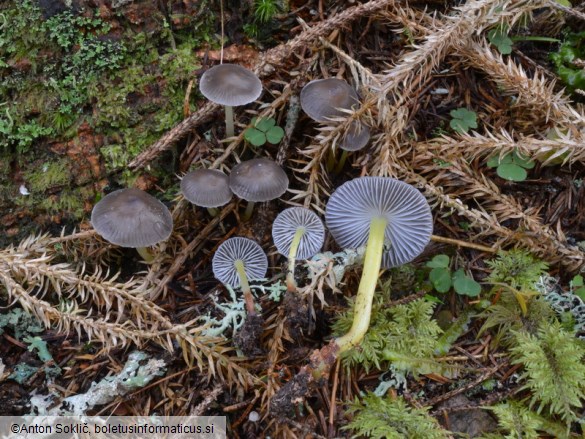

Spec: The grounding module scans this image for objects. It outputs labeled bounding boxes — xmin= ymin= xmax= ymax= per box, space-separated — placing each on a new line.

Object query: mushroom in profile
xmin=199 ymin=63 xmax=262 ymax=138
xmin=180 ymin=169 xmax=232 ymax=216
xmin=212 ymin=237 xmax=268 ymax=317
xmin=300 ymin=78 xmax=359 ymax=122
xmin=272 ymin=207 xmax=325 ymax=292
xmin=325 ymin=176 xmax=433 ymax=351
xmin=229 ymin=157 xmax=289 ymax=220
xmin=300 ymin=78 xmax=370 ymax=172
xmin=91 ymin=188 xmax=173 ymax=262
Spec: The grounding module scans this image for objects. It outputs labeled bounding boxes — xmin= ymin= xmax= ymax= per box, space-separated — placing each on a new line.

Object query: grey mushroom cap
xmin=212 ymin=237 xmax=268 ymax=287
xmin=181 ymin=169 xmax=232 ymax=208
xmin=300 ymin=78 xmax=359 ymax=122
xmin=340 ymin=121 xmax=371 ymax=152
xmin=325 ymin=177 xmax=433 ymax=268
xmin=91 ymin=188 xmax=173 ymax=248
xmin=229 ymin=158 xmax=289 ymax=202
xmin=199 ymin=64 xmax=262 ymax=107
xmin=272 ymin=207 xmax=325 ymax=259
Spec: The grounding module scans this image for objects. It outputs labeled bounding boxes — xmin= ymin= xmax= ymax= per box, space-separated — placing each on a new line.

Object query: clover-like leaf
xmin=426 ymin=254 xmax=450 ymax=269
xmin=244 ymin=127 xmax=267 ymax=146
xmin=255 ymin=117 xmax=276 ymax=132
xmin=497 ymin=163 xmax=527 ymax=181
xmin=430 ymin=267 xmax=452 ymax=293
xmin=488 ymin=26 xmax=513 ymax=55
xmin=452 ymin=269 xmax=481 ymax=297
xmin=449 ymin=108 xmax=478 ymax=134
xmin=512 ymin=150 xmax=535 ymax=169
xmin=266 ymin=125 xmax=284 ymax=144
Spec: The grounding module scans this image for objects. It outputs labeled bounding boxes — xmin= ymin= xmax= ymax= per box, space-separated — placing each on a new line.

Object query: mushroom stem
xmin=224 ymin=105 xmax=235 ymax=138
xmin=335 ymin=216 xmax=387 ymax=353
xmin=136 ymin=246 xmax=155 ymax=263
xmin=326 ymin=146 xmax=337 ymax=172
xmin=242 ymin=201 xmax=256 ymax=221
xmin=206 ymin=207 xmax=220 ymax=217
xmin=235 ymin=259 xmax=256 ymax=316
xmin=334 ymin=150 xmax=349 ymax=174
xmin=286 ymin=227 xmax=306 ymax=292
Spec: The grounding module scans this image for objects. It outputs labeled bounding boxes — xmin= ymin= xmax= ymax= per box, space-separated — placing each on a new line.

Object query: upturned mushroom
xmin=91 ymin=188 xmax=173 ymax=262
xmin=272 ymin=207 xmax=325 ymax=292
xmin=325 ymin=176 xmax=433 ymax=351
xmin=212 ymin=237 xmax=268 ymax=317
xmin=199 ymin=63 xmax=262 ymax=138
xmin=229 ymin=157 xmax=289 ymax=220
xmin=180 ymin=168 xmax=232 ymax=216
xmin=270 ymin=177 xmax=432 ymax=414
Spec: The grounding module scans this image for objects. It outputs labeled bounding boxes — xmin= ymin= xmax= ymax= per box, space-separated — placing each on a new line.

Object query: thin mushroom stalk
xmin=224 ymin=105 xmax=235 ymax=138
xmin=136 ymin=246 xmax=155 ymax=263
xmin=242 ymin=201 xmax=256 ymax=222
xmin=286 ymin=226 xmax=306 ymax=292
xmin=234 ymin=258 xmax=257 ymax=316
xmin=335 ymin=216 xmax=386 ymax=352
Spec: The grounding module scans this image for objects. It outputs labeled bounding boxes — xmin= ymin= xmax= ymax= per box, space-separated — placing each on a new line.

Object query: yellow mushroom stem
xmin=235 ymin=259 xmax=256 ymax=316
xmin=286 ymin=227 xmax=306 ymax=292
xmin=335 ymin=216 xmax=387 ymax=353
xmin=136 ymin=247 xmax=155 ymax=263
xmin=334 ymin=150 xmax=349 ymax=174
xmin=225 ymin=105 xmax=235 ymax=138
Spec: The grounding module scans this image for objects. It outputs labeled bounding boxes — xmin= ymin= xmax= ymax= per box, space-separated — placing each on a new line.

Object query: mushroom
xmin=325 ymin=176 xmax=433 ymax=352
xmin=212 ymin=237 xmax=268 ymax=317
xmin=91 ymin=188 xmax=173 ymax=262
xmin=300 ymin=78 xmax=359 ymax=122
xmin=272 ymin=207 xmax=325 ymax=292
xmin=180 ymin=168 xmax=232 ymax=216
xmin=300 ymin=78 xmax=369 ymax=172
xmin=199 ymin=63 xmax=262 ymax=138
xmin=229 ymin=157 xmax=289 ymax=220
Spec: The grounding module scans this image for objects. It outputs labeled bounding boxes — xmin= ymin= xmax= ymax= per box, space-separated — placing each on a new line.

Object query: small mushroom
xmin=229 ymin=157 xmax=289 ymax=220
xmin=300 ymin=78 xmax=370 ymax=173
xmin=180 ymin=169 xmax=232 ymax=216
xmin=212 ymin=237 xmax=268 ymax=316
xmin=199 ymin=63 xmax=262 ymax=138
xmin=325 ymin=176 xmax=433 ymax=352
xmin=272 ymin=207 xmax=325 ymax=292
xmin=300 ymin=78 xmax=359 ymax=122
xmin=91 ymin=188 xmax=173 ymax=261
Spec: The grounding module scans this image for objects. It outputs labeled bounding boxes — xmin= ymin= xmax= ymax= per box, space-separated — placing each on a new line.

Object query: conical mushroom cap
xmin=199 ymin=63 xmax=262 ymax=107
xmin=181 ymin=169 xmax=232 ymax=208
xmin=272 ymin=207 xmax=325 ymax=259
xmin=325 ymin=177 xmax=432 ymax=268
xmin=91 ymin=188 xmax=173 ymax=248
xmin=229 ymin=158 xmax=289 ymax=202
xmin=340 ymin=121 xmax=371 ymax=152
xmin=300 ymin=78 xmax=359 ymax=122
xmin=212 ymin=237 xmax=268 ymax=287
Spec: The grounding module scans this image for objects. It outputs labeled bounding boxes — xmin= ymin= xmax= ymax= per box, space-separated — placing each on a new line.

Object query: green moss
xmin=24 ymin=160 xmax=71 ymax=193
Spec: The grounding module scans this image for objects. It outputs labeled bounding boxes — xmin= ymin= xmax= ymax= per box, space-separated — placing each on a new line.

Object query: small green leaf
xmin=452 ymin=270 xmax=481 ymax=297
xmin=244 ymin=127 xmax=266 ymax=146
xmin=255 ymin=117 xmax=276 ymax=132
xmin=555 ymin=0 xmax=571 ymax=6
xmin=512 ymin=150 xmax=535 ymax=169
xmin=449 ymin=108 xmax=478 ymax=134
xmin=426 ymin=254 xmax=450 ymax=269
xmin=488 ymin=27 xmax=513 ymax=55
xmin=430 ymin=267 xmax=452 ymax=293
xmin=575 ymin=287 xmax=585 ymax=301
xmin=486 ymin=155 xmax=501 ymax=168
xmin=266 ymin=125 xmax=284 ymax=144
xmin=497 ymin=163 xmax=527 ymax=181
xmin=572 ymin=274 xmax=584 ymax=287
